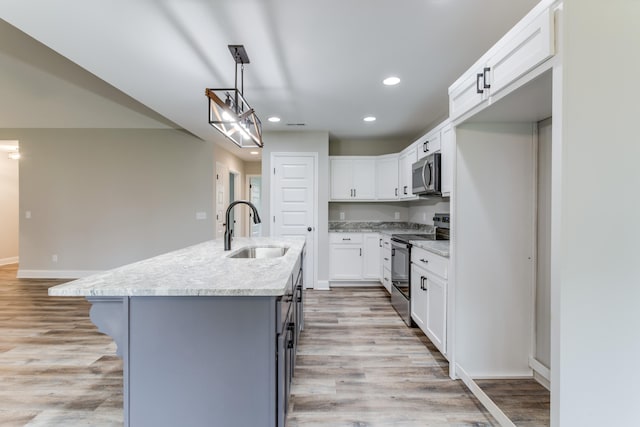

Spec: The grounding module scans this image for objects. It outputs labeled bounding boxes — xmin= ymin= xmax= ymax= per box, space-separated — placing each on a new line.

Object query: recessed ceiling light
xmin=363 ymin=116 xmax=376 ymax=122
xmin=250 ymin=151 xmax=259 ymax=155
xmin=268 ymin=116 xmax=281 ymax=123
xmin=383 ymin=76 xmax=401 ymax=86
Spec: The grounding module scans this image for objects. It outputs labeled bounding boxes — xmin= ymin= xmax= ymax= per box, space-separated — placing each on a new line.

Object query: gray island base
xmin=50 ymin=237 xmax=306 ymax=427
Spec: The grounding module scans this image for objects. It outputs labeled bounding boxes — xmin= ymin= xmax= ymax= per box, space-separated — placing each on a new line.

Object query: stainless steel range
xmin=390 ymin=213 xmax=450 ymax=326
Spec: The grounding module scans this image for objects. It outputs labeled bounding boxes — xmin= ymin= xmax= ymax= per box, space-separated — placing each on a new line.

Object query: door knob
xmin=307 ymin=227 xmax=312 ymax=232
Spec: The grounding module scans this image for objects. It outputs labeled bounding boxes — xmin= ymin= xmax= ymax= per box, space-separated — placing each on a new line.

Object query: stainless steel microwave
xmin=412 ymin=153 xmax=441 ymax=196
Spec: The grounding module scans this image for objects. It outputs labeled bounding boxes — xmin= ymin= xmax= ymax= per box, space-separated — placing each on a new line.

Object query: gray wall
xmin=2 ymin=128 xmax=214 ymax=274
xmin=0 ymin=142 xmax=19 ymax=263
xmin=329 ymin=137 xmax=410 ymax=156
xmin=262 ymin=131 xmax=329 ymax=284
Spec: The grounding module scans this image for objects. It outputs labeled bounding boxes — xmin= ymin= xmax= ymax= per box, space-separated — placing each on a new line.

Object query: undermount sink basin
xmin=228 ymin=246 xmax=289 ymax=259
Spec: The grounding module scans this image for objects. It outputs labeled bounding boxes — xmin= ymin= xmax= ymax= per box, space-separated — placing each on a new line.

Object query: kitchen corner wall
xmin=0 ymin=145 xmax=19 ymax=264
xmin=4 ymin=128 xmax=214 ymax=275
xmin=261 ymin=131 xmax=329 ymax=286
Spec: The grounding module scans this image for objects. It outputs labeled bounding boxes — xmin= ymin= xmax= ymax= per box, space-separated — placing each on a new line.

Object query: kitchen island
xmin=49 ymin=237 xmax=306 ymax=427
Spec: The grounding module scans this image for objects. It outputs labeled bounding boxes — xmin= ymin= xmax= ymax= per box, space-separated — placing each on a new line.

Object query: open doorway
xmin=0 ymin=140 xmax=20 ymax=266
xmin=245 ymin=175 xmax=262 ymax=237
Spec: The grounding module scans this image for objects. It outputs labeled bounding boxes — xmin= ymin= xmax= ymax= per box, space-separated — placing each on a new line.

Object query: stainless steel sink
xmin=228 ymin=246 xmax=289 ymax=259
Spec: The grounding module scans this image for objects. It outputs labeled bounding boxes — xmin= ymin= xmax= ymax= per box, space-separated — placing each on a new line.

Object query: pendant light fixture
xmin=205 ymin=45 xmax=263 ymax=148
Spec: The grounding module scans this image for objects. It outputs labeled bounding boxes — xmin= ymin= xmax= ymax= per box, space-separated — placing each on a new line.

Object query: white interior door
xmin=271 ymin=154 xmax=316 ymax=289
xmin=247 ymin=175 xmax=262 ymax=237
xmin=215 ymin=162 xmax=229 ymax=239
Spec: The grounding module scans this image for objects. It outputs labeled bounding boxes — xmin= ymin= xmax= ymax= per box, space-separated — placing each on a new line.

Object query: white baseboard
xmin=0 ymin=256 xmax=19 ymax=266
xmin=529 ymin=356 xmax=551 ymax=390
xmin=314 ymin=280 xmax=330 ymax=290
xmin=17 ymin=269 xmax=102 ymax=279
xmin=329 ymin=281 xmax=382 ymax=288
xmin=456 ymin=363 xmax=516 ymax=427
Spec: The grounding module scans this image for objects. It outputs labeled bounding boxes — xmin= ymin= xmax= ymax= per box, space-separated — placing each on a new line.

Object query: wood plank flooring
xmin=1 ymin=264 xmax=547 ymax=426
xmin=475 ymin=379 xmax=550 ymax=427
xmin=287 ymin=287 xmax=497 ymax=426
xmin=0 ymin=264 xmax=122 ymax=426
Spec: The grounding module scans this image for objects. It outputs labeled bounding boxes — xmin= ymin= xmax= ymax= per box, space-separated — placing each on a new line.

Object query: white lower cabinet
xmin=362 ymin=234 xmax=381 ymax=280
xmin=329 ymin=233 xmax=382 ymax=283
xmin=329 ymin=245 xmax=362 ymax=280
xmin=410 ymin=247 xmax=448 ymax=357
xmin=410 ymin=264 xmax=428 ymax=328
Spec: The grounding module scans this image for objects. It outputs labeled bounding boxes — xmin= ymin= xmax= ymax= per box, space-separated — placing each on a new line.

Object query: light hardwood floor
xmin=1 ymin=264 xmax=547 ymax=426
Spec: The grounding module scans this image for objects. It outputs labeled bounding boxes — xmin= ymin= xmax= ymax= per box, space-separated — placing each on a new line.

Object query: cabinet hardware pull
xmin=395 ymin=188 xmax=398 ymax=196
xmin=403 ymin=186 xmax=407 ymax=195
xmin=420 ymin=276 xmax=425 ymax=290
xmin=354 ymin=188 xmax=356 ymax=197
xmin=379 ymin=239 xmax=382 ymax=247
xmin=476 ymin=73 xmax=484 ymax=94
xmin=342 ymin=238 xmax=351 ymax=241
xmin=423 ymin=141 xmax=429 ymax=153
xmin=483 ymin=67 xmax=491 ymax=89
xmin=359 ymin=248 xmax=362 ymax=256
xmin=384 ymin=257 xmax=389 ymax=261
xmin=420 ymin=258 xmax=429 ymax=263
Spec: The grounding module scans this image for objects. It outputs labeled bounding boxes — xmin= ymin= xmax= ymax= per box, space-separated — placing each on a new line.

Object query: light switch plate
xmin=339 ymin=212 xmax=345 ymax=220
xmin=25 ymin=211 xmax=31 ymax=219
xmin=196 ymin=212 xmax=207 ymax=220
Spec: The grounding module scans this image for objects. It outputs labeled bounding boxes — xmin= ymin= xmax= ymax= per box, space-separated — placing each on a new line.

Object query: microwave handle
xmin=421 ymin=160 xmax=429 ymax=190
xmin=428 ymin=162 xmax=433 ymax=187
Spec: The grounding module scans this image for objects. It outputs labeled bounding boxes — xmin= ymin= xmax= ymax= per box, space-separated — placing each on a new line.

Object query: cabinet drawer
xmin=382 ymin=248 xmax=392 ymax=273
xmin=329 ymin=233 xmax=363 ymax=244
xmin=382 ymin=268 xmax=392 ymax=293
xmin=411 ymin=247 xmax=448 ymax=280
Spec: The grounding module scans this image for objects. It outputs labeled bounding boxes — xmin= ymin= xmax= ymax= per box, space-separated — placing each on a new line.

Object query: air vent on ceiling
xmin=286 ymin=123 xmax=306 ymax=127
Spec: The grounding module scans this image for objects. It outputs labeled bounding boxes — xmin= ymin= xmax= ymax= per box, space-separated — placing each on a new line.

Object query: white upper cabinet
xmin=449 ymin=3 xmax=556 ymax=122
xmin=330 ymin=157 xmax=376 ymax=200
xmin=417 ymin=129 xmax=442 ymax=161
xmin=351 ymin=159 xmax=376 ymax=200
xmin=375 ymin=154 xmax=399 ymax=200
xmin=440 ymin=123 xmax=454 ymax=197
xmin=485 ymin=6 xmax=555 ymax=95
xmin=398 ymin=145 xmax=417 ymax=199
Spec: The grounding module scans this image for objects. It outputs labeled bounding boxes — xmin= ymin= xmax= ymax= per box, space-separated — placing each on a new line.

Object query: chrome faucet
xmin=224 ymin=200 xmax=262 ymax=251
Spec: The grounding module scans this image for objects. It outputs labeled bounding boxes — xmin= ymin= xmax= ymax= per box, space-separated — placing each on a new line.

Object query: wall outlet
xmin=25 ymin=210 xmax=31 ymax=219
xmin=196 ymin=211 xmax=207 ymax=220
xmin=52 ymin=254 xmax=58 ymax=263
xmin=394 ymin=212 xmax=400 ymax=220
xmin=339 ymin=212 xmax=345 ymax=220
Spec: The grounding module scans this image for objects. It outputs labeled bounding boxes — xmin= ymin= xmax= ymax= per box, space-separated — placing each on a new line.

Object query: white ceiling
xmin=0 ymin=0 xmax=539 ymax=160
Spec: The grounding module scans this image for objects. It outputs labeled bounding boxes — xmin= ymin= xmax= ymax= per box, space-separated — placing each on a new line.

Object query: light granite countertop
xmin=410 ymin=240 xmax=450 ymax=258
xmin=49 ymin=237 xmax=306 ymax=297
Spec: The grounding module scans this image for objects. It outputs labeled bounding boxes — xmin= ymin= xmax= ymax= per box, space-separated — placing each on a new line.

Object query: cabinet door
xmin=330 ymin=158 xmax=353 ymax=200
xmin=486 ymin=6 xmax=554 ymax=96
xmin=352 ymin=159 xmax=376 ymax=200
xmin=440 ymin=124 xmax=454 ymax=197
xmin=329 ymin=245 xmax=362 ymax=280
xmin=448 ymin=66 xmax=488 ymax=121
xmin=376 ymin=155 xmax=399 ymax=199
xmin=410 ymin=264 xmax=428 ymax=331
xmin=398 ymin=146 xmax=417 ymax=199
xmin=362 ymin=234 xmax=381 ymax=279
xmin=425 ymin=273 xmax=447 ymax=356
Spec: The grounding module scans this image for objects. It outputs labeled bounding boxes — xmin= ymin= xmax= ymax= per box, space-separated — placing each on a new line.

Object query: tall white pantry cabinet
xmin=447 ymin=1 xmax=640 ymax=426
